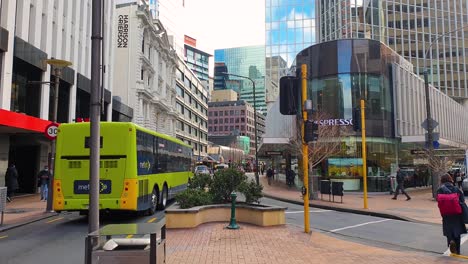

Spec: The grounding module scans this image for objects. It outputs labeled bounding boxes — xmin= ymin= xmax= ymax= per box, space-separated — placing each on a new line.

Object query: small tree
xmin=287 ymin=111 xmax=349 ymax=198
xmin=209 ymin=168 xmax=247 ymax=203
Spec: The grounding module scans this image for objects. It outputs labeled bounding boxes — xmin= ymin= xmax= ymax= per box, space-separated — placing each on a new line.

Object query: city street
xmin=1 ymin=197 xmax=463 ymax=263
xmin=262 ymin=197 xmax=467 ymax=255
xmin=0 ymin=210 xmax=166 ymax=264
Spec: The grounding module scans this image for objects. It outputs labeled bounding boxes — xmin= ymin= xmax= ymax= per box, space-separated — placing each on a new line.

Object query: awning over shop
xmin=0 ymin=109 xmax=52 ymax=134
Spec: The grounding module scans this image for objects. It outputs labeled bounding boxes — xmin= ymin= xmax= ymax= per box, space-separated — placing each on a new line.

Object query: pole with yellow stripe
xmin=301 ymin=64 xmax=310 ymax=233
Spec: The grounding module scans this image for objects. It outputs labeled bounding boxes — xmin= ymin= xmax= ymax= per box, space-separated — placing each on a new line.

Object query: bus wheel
xmin=158 ymin=185 xmax=168 ymax=210
xmin=148 ymin=187 xmax=158 ymax=215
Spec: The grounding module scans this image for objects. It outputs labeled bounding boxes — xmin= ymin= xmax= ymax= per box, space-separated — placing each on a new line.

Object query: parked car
xmin=194 ymin=165 xmax=210 ymax=176
xmin=215 ymin=164 xmax=229 ymax=171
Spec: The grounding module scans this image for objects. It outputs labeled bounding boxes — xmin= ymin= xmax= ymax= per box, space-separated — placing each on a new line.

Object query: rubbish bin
xmin=320 ymin=180 xmax=331 ymax=201
xmin=0 ymin=187 xmax=6 ymax=225
xmin=85 ymin=221 xmax=166 ymax=264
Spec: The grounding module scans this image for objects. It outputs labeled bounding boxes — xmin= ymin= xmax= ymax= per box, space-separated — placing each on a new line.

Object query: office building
xmin=114 ymin=2 xmax=178 ymax=136
xmin=208 ymin=100 xmax=265 ymax=156
xmin=211 ymin=89 xmax=238 ymax=102
xmin=214 ymin=46 xmax=267 ymax=114
xmin=0 ymin=0 xmax=125 ymax=193
xmin=317 ymin=0 xmax=468 ymax=100
xmin=183 ymin=35 xmax=211 ymax=83
xmin=265 ymin=0 xmax=318 ymax=103
xmin=183 ymin=35 xmax=211 ymax=94
xmin=175 ymin=56 xmax=209 ymax=159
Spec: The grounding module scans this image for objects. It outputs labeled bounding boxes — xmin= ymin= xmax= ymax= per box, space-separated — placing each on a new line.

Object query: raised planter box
xmin=165 ymin=203 xmax=287 ymax=229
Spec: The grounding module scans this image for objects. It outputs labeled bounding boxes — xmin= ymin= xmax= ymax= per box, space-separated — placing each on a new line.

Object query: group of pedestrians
xmin=4 ymin=164 xmax=50 ymax=202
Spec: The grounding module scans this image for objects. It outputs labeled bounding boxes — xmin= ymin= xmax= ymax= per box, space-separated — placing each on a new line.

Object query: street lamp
xmin=220 ymin=72 xmax=259 ymax=185
xmin=44 ymin=58 xmax=72 ymax=212
xmin=423 ymin=24 xmax=468 ymax=198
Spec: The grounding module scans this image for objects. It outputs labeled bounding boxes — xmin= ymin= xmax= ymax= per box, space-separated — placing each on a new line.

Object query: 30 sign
xmin=44 ymin=123 xmax=59 ymax=140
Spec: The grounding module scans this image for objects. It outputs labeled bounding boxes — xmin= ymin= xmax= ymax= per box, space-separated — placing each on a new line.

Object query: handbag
xmin=461 ymin=202 xmax=468 ymax=224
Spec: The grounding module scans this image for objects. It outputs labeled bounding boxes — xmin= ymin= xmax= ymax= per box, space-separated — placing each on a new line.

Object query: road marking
xmin=147 ymin=217 xmax=157 ymax=223
xmin=330 ymin=219 xmax=391 ymax=232
xmin=285 ymin=210 xmax=332 ymax=214
xmin=46 ymin=217 xmax=64 ymax=224
xmin=443 ymin=233 xmax=468 ymax=256
xmin=0 ymin=235 xmax=8 ymax=239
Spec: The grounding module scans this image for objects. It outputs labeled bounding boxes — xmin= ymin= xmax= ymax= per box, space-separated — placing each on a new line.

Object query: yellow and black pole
xmin=360 ymin=99 xmax=368 ymax=209
xmin=301 ymin=64 xmax=310 ymax=233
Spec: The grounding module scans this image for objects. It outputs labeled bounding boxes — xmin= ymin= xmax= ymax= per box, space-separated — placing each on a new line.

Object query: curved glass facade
xmin=295 ymin=39 xmax=405 ymax=191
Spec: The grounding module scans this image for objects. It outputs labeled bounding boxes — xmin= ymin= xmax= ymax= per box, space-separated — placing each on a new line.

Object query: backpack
xmin=437 ymin=192 xmax=462 ymax=216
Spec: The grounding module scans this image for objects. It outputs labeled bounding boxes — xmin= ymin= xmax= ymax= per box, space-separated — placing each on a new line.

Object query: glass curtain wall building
xmin=265 ymin=0 xmax=317 ymax=104
xmin=214 ymin=46 xmax=267 ymax=114
xmin=295 ymin=39 xmax=410 ymax=192
xmin=318 ymin=0 xmax=468 ymax=100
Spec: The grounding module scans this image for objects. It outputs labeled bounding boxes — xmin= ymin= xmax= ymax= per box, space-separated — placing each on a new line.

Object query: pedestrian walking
xmin=37 ymin=166 xmax=51 ymax=201
xmin=436 ymin=173 xmax=467 ymax=255
xmin=266 ymin=167 xmax=274 ymax=186
xmin=454 ymin=170 xmax=462 ymax=189
xmin=4 ymin=163 xmax=18 ymax=202
xmin=286 ymin=168 xmax=296 ymax=187
xmin=391 ymin=167 xmax=411 ymax=201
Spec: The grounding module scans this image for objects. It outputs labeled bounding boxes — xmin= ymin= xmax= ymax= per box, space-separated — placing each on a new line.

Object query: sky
xmin=183 ymin=0 xmax=265 ymax=56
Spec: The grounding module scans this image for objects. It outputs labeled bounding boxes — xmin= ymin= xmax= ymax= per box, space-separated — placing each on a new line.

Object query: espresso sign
xmin=313 ymin=119 xmax=353 ymax=126
xmin=117 ymin=15 xmax=129 ymax=48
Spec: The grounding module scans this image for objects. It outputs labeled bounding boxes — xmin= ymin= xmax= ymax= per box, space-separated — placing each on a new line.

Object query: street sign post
xmin=425 ymin=132 xmax=440 ymax=142
xmin=421 ymin=118 xmax=439 ymax=131
xmin=44 ymin=123 xmax=59 ymax=140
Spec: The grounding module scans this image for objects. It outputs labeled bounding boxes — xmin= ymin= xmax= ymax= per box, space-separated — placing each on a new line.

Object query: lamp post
xmin=220 ymin=72 xmax=259 ymax=185
xmin=423 ymin=24 xmax=468 ymax=198
xmin=44 ymin=59 xmax=72 ymax=212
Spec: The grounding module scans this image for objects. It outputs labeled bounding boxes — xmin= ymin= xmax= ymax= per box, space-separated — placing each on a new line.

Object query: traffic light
xmin=304 ymin=120 xmax=319 ymax=143
xmin=279 ymin=76 xmax=299 ymax=115
xmin=352 ymin=107 xmax=361 ymax=131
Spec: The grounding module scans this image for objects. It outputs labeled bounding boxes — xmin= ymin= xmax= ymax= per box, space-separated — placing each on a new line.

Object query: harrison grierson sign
xmin=117 ymin=15 xmax=129 ymax=48
xmin=313 ymin=118 xmax=353 ymax=126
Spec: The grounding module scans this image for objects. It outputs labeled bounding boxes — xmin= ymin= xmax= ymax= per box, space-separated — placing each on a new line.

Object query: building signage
xmin=313 ymin=119 xmax=353 ymax=126
xmin=117 ymin=15 xmax=129 ymax=48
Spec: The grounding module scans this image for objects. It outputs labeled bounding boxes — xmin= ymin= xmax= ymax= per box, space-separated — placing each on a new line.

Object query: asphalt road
xmin=0 ymin=210 xmax=166 ymax=264
xmin=1 ymin=198 xmax=466 ymax=263
xmin=261 ymin=197 xmax=468 ymax=256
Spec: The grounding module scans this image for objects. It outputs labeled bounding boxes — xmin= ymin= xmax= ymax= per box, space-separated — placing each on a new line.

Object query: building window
xmin=141 ymin=70 xmax=144 ymax=80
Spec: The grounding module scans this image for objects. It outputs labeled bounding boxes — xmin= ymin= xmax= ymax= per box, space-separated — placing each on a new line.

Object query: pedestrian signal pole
xmin=360 ymin=99 xmax=368 ymax=209
xmin=301 ymin=64 xmax=310 ymax=233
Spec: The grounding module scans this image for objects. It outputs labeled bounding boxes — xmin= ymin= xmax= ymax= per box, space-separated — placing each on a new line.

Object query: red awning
xmin=0 ymin=109 xmax=53 ymax=133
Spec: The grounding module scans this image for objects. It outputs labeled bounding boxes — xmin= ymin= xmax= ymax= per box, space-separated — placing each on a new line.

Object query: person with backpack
xmin=391 ymin=167 xmax=411 ymax=201
xmin=436 ymin=173 xmax=467 ymax=255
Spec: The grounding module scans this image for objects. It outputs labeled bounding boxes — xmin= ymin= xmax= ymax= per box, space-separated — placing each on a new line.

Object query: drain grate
xmin=4 ymin=208 xmax=31 ymax=214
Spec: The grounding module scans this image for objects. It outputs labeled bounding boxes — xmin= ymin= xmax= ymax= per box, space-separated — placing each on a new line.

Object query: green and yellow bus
xmin=53 ymin=122 xmax=192 ymax=214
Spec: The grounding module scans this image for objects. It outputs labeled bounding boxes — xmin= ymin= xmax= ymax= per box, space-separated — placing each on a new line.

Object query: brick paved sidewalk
xmin=166 ymin=223 xmax=461 ymax=264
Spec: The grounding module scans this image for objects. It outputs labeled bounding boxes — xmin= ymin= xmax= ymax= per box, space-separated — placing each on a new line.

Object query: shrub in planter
xmin=209 ymin=168 xmax=247 ymax=203
xmin=239 ymin=180 xmax=263 ymax=204
xmin=189 ymin=172 xmax=212 ymax=190
xmin=174 ymin=189 xmax=213 ymax=209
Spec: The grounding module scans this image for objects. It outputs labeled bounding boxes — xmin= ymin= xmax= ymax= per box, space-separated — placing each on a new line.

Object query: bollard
xmin=226 ymin=192 xmax=240 ymax=229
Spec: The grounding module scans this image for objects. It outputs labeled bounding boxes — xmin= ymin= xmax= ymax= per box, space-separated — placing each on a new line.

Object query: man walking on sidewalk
xmin=392 ymin=167 xmax=411 ymax=201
